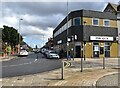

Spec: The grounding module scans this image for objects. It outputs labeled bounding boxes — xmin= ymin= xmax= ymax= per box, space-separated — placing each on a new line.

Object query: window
xmin=68 ymin=19 xmax=72 ymax=28
xmin=105 ymin=42 xmax=110 ymax=45
xmin=104 ymin=19 xmax=110 ymax=27
xmin=73 ymin=17 xmax=81 ymax=26
xmin=93 ymin=42 xmax=99 ymax=45
xmin=92 ymin=18 xmax=99 ymax=26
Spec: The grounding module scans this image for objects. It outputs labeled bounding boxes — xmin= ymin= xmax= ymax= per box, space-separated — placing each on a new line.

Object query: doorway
xmin=93 ymin=42 xmax=99 ymax=58
xmin=75 ymin=46 xmax=81 ymax=58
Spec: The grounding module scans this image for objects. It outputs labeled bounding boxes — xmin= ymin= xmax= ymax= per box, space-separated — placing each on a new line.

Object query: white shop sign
xmin=90 ymin=36 xmax=113 ymax=41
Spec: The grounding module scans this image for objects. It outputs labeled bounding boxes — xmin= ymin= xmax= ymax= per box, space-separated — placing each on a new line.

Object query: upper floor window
xmin=104 ymin=19 xmax=110 ymax=27
xmin=92 ymin=18 xmax=99 ymax=26
xmin=68 ymin=19 xmax=72 ymax=28
xmin=73 ymin=17 xmax=81 ymax=26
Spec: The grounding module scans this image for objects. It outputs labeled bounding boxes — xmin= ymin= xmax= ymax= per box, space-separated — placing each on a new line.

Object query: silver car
xmin=47 ymin=52 xmax=60 ymax=59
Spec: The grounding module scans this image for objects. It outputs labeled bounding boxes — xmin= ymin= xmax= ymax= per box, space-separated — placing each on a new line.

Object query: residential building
xmin=104 ymin=3 xmax=118 ymax=14
xmin=104 ymin=3 xmax=120 ymax=57
xmin=53 ymin=10 xmax=118 ymax=58
xmin=45 ymin=38 xmax=53 ymax=49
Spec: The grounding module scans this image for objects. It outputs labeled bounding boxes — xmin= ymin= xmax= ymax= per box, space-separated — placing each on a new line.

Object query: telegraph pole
xmin=117 ymin=3 xmax=120 ymax=58
xmin=18 ymin=18 xmax=23 ymax=53
xmin=66 ymin=0 xmax=69 ymax=60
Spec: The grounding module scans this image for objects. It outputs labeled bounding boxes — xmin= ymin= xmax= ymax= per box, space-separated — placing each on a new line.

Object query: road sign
xmin=64 ymin=61 xmax=71 ymax=67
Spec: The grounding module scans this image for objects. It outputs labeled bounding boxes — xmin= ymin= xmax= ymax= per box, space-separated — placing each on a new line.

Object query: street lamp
xmin=66 ymin=0 xmax=69 ymax=60
xmin=117 ymin=3 xmax=120 ymax=58
xmin=18 ymin=18 xmax=23 ymax=53
xmin=83 ymin=21 xmax=87 ymax=61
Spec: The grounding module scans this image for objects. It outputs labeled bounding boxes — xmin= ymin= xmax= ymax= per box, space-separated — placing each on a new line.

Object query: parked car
xmin=47 ymin=52 xmax=60 ymax=59
xmin=45 ymin=50 xmax=56 ymax=57
xmin=19 ymin=49 xmax=28 ymax=56
xmin=34 ymin=50 xmax=39 ymax=53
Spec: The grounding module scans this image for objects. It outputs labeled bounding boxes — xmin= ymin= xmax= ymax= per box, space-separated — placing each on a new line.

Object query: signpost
xmin=61 ymin=60 xmax=71 ymax=80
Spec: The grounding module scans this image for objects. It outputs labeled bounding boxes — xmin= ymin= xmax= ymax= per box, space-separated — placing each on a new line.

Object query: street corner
xmin=95 ymin=72 xmax=119 ymax=87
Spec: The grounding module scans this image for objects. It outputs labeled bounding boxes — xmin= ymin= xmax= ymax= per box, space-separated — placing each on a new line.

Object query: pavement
xmin=1 ymin=58 xmax=120 ymax=87
xmin=0 ymin=54 xmax=18 ymax=62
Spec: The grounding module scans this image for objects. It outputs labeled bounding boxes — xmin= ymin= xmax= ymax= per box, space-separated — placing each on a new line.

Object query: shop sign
xmin=90 ymin=36 xmax=113 ymax=41
xmin=57 ymin=40 xmax=62 ymax=44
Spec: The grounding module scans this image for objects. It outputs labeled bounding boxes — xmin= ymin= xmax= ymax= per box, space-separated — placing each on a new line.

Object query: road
xmin=1 ymin=52 xmax=62 ymax=78
xmin=1 ymin=52 xmax=119 ymax=78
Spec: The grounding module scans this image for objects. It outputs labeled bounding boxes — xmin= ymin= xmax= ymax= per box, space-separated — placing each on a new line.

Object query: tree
xmin=2 ymin=25 xmax=23 ymax=48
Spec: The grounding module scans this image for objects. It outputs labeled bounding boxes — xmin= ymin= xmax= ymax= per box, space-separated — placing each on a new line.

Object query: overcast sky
xmin=0 ymin=0 xmax=119 ymax=48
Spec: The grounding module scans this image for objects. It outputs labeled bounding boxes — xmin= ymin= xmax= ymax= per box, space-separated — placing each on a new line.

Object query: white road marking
xmin=3 ymin=59 xmax=38 ymax=68
xmin=34 ymin=59 xmax=37 ymax=62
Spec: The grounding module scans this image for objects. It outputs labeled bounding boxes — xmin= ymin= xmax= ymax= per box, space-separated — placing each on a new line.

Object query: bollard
xmin=103 ymin=57 xmax=105 ymax=69
xmin=84 ymin=55 xmax=86 ymax=61
xmin=81 ymin=58 xmax=83 ymax=72
xmin=61 ymin=61 xmax=64 ymax=80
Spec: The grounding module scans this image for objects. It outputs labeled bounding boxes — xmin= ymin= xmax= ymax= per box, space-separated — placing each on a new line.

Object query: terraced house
xmin=53 ymin=9 xmax=118 ymax=58
xmin=104 ymin=3 xmax=120 ymax=57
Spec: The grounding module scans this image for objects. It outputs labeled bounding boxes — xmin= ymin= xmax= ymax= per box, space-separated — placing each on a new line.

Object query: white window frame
xmin=92 ymin=18 xmax=99 ymax=26
xmin=103 ymin=19 xmax=110 ymax=27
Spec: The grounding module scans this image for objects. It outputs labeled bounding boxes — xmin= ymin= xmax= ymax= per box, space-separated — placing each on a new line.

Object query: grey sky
xmin=1 ymin=1 xmax=119 ymax=47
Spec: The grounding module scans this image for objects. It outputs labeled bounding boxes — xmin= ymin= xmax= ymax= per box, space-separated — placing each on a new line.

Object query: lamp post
xmin=117 ymin=3 xmax=120 ymax=58
xmin=66 ymin=0 xmax=69 ymax=60
xmin=18 ymin=18 xmax=23 ymax=53
xmin=83 ymin=21 xmax=87 ymax=61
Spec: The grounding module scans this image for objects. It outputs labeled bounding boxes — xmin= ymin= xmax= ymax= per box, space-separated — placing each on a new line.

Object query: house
xmin=104 ymin=3 xmax=120 ymax=57
xmin=53 ymin=10 xmax=118 ymax=58
xmin=104 ymin=3 xmax=118 ymax=14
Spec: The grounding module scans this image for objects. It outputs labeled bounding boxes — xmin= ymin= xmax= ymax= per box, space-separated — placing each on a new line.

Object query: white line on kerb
xmin=3 ymin=59 xmax=38 ymax=68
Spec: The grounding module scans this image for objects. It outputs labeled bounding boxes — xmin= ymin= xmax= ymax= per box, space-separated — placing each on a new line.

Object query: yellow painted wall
xmin=110 ymin=43 xmax=118 ymax=58
xmin=82 ymin=17 xmax=117 ymax=28
xmin=99 ymin=19 xmax=103 ymax=26
xmin=110 ymin=20 xmax=117 ymax=28
xmin=83 ymin=17 xmax=92 ymax=25
xmin=85 ymin=42 xmax=92 ymax=58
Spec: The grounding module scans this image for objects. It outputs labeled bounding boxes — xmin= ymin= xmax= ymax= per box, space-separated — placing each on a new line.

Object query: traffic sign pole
xmin=61 ymin=61 xmax=64 ymax=80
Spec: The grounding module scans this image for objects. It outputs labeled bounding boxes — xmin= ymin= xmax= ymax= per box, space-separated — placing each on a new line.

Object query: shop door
xmin=75 ymin=46 xmax=81 ymax=58
xmin=93 ymin=42 xmax=99 ymax=58
xmin=104 ymin=42 xmax=110 ymax=57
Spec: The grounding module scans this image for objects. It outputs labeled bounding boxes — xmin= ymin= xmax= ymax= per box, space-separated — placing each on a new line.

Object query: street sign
xmin=64 ymin=61 xmax=71 ymax=67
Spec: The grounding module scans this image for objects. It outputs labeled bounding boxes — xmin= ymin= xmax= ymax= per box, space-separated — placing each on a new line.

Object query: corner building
xmin=53 ymin=10 xmax=118 ymax=58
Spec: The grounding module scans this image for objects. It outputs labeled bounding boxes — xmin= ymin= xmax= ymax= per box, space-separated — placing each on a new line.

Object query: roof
xmin=109 ymin=3 xmax=118 ymax=11
xmin=104 ymin=3 xmax=118 ymax=12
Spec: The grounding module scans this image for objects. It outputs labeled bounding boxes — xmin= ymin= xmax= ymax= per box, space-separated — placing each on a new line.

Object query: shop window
xmin=92 ymin=18 xmax=99 ymax=26
xmin=105 ymin=46 xmax=110 ymax=51
xmin=93 ymin=42 xmax=99 ymax=45
xmin=105 ymin=42 xmax=110 ymax=45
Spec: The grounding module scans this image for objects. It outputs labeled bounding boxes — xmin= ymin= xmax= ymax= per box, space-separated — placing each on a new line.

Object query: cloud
xmin=1 ymin=1 xmax=119 ymax=47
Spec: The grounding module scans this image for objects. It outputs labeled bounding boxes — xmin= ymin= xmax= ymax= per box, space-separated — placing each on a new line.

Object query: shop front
xmin=89 ymin=36 xmax=118 ymax=58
